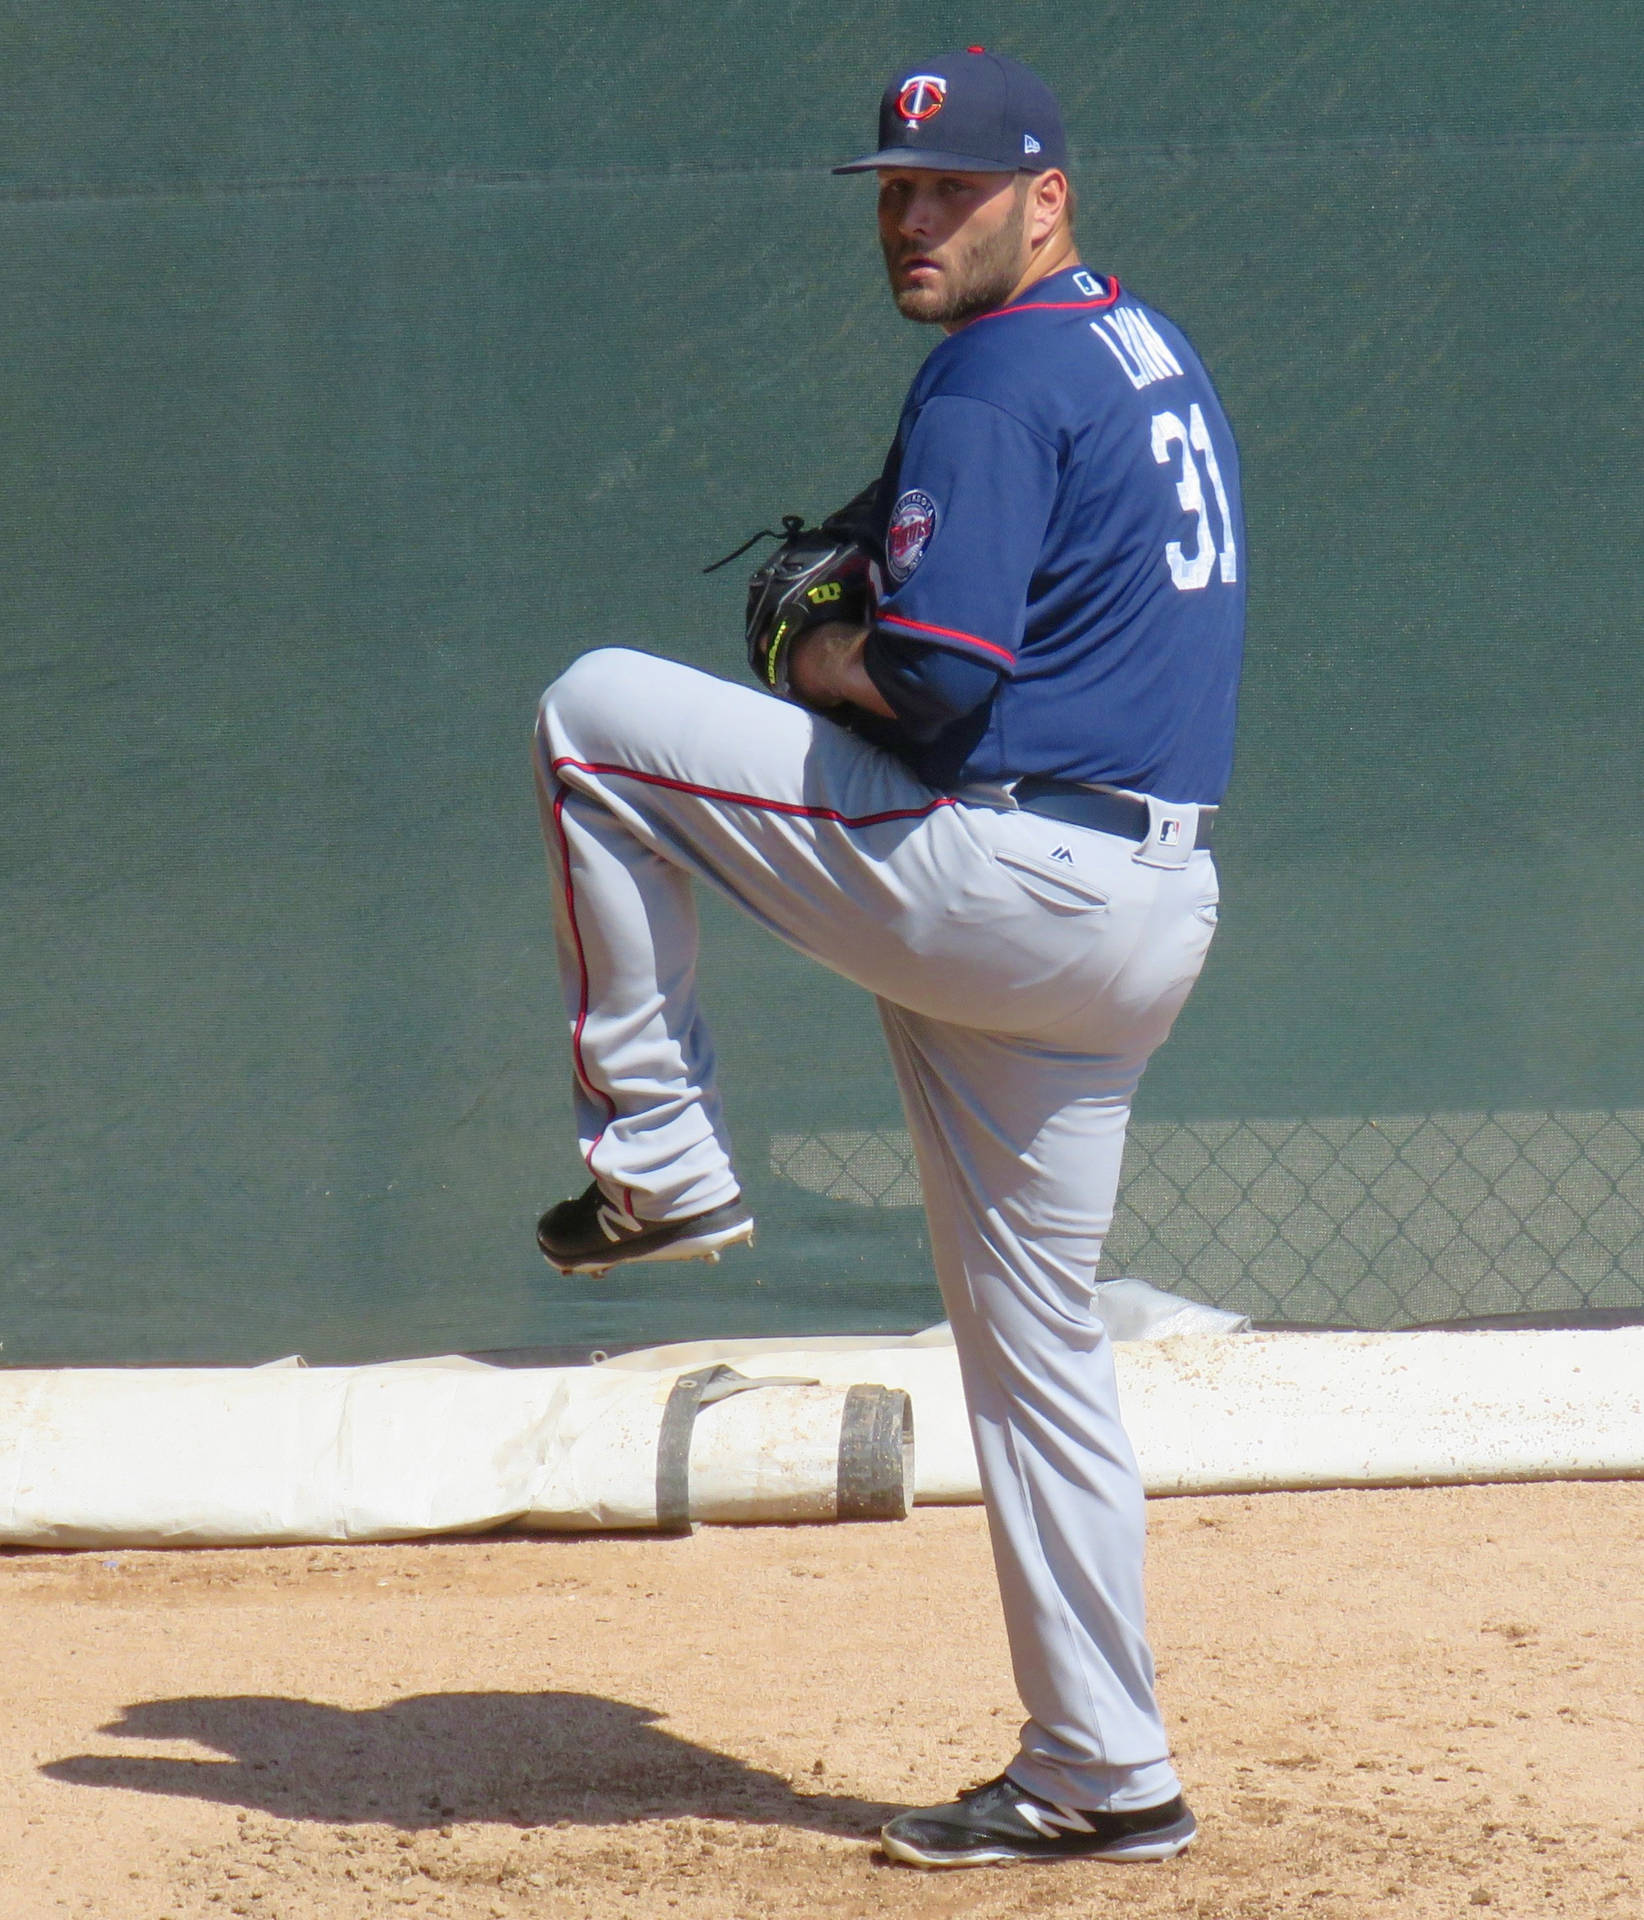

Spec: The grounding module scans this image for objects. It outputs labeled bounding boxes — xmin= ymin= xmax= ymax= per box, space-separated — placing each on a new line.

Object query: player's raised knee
xmin=537 ymin=647 xmax=656 ymax=742
xmin=540 ymin=646 xmax=650 ymax=710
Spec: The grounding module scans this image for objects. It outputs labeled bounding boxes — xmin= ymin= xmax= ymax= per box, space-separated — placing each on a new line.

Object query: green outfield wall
xmin=4 ymin=4 xmax=1643 ymax=1363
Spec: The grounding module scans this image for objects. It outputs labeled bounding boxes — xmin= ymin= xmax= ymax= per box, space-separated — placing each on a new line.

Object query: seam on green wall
xmin=4 ymin=126 xmax=1644 ymax=208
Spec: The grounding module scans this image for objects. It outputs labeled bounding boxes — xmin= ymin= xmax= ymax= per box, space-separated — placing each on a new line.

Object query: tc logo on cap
xmin=895 ymin=74 xmax=948 ymax=124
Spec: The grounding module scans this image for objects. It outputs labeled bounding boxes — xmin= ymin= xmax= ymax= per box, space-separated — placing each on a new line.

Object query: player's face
xmin=877 ymin=169 xmax=1031 ymax=328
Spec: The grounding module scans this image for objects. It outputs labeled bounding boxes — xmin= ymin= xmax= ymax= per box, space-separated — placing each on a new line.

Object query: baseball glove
xmin=705 ymin=484 xmax=881 ymax=698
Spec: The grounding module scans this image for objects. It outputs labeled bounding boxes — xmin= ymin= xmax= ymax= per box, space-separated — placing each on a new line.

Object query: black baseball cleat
xmin=536 ymin=1182 xmax=755 ymax=1276
xmin=880 ymin=1773 xmax=1197 ymax=1870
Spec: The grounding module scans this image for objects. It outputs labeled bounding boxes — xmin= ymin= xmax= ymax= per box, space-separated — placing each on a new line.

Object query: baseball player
xmin=533 ymin=48 xmax=1243 ymax=1869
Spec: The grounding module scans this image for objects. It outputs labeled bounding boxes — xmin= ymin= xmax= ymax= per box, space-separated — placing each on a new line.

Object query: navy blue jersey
xmin=860 ymin=266 xmax=1244 ymax=804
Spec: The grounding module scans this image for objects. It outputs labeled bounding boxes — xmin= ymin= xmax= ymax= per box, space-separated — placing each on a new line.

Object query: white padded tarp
xmin=0 ymin=1326 xmax=1640 ymax=1546
xmin=660 ymin=1326 xmax=1644 ymax=1499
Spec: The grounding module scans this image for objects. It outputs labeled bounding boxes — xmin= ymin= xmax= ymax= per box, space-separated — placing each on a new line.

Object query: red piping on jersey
xmin=875 ymin=611 xmax=1017 ymax=665
xmin=967 ymin=277 xmax=1122 ymax=324
xmin=552 ymin=756 xmax=961 ymax=828
xmin=549 ymin=782 xmax=637 ymax=1224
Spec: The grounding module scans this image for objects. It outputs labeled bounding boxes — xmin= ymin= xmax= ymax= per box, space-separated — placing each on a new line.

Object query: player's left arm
xmin=806 ymin=393 xmax=1054 ymax=732
xmin=792 ymin=393 xmax=1057 ymax=724
xmin=787 ymin=620 xmax=896 ymax=715
xmin=870 ymin=392 xmax=1059 ymax=674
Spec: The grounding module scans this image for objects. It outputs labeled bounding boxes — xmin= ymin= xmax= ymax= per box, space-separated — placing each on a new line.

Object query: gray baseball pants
xmin=533 ymin=647 xmax=1219 ymax=1812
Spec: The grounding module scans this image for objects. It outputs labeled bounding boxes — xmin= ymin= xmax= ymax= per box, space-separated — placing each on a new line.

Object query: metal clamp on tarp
xmin=655 ymin=1365 xmax=802 ymax=1532
xmin=837 ymin=1382 xmax=916 ymax=1521
xmin=654 ymin=1366 xmax=915 ymax=1532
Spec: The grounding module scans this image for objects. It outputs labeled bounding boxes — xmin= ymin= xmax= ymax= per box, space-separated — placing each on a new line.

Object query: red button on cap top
xmin=967 ymin=45 xmax=985 ymax=53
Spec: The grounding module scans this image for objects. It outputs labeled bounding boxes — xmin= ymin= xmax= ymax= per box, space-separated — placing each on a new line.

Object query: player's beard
xmin=884 ymin=182 xmax=1030 ymax=327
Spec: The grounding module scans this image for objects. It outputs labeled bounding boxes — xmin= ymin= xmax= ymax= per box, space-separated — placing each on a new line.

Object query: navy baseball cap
xmin=833 ymin=47 xmax=1067 ymax=175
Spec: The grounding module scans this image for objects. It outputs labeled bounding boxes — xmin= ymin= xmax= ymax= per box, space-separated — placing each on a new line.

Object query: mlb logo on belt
xmin=886 ymin=489 xmax=939 ymax=581
xmin=1158 ymin=817 xmax=1183 ymax=846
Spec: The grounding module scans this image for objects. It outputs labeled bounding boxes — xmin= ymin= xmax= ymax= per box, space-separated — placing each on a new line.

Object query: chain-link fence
xmin=772 ymin=1110 xmax=1644 ymax=1328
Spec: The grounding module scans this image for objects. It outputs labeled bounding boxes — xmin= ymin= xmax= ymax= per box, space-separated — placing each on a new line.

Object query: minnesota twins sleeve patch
xmin=886 ymin=488 xmax=938 ymax=582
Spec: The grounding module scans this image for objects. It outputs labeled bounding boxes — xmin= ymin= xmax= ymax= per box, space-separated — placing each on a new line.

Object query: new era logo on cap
xmin=1023 ymin=133 xmax=1041 ymax=154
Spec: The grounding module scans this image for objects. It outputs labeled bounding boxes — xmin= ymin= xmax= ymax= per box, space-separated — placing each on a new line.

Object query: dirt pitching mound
xmin=2 ymin=1481 xmax=1640 ymax=1918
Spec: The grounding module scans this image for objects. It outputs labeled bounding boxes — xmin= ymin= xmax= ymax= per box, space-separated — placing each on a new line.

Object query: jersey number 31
xmin=1151 ymin=405 xmax=1238 ymax=591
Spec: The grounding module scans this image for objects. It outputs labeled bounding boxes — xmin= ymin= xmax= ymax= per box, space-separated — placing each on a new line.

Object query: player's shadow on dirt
xmin=41 ymin=1692 xmax=906 ymax=1836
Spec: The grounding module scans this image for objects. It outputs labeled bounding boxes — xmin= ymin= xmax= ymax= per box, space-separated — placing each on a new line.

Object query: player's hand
xmin=742 ymin=521 xmax=877 ymax=698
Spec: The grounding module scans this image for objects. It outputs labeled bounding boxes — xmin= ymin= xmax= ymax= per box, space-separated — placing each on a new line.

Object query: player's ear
xmin=1026 ymin=169 xmax=1070 ymax=245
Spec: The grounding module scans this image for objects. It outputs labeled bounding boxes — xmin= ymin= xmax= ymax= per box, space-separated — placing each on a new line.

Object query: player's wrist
xmin=787 ymin=620 xmax=873 ymax=709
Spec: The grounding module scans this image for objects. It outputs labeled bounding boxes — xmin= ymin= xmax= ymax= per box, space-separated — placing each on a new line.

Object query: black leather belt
xmin=1013 ymin=778 xmax=1217 ymax=849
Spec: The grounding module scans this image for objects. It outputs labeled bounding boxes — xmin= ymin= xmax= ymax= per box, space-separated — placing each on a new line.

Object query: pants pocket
xmin=992 ymin=847 xmax=1113 ymax=913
